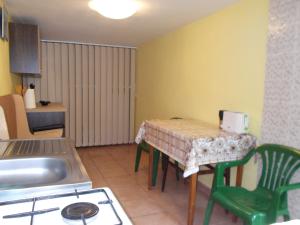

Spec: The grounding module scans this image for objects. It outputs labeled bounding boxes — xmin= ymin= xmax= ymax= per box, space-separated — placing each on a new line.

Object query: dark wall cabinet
xmin=9 ymin=23 xmax=40 ymax=74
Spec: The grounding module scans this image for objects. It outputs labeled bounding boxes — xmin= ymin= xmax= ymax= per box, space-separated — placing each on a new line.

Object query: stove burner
xmin=61 ymin=202 xmax=99 ymax=220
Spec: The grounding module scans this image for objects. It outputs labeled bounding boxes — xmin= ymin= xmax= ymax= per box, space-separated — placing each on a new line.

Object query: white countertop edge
xmin=101 ymin=187 xmax=133 ymax=225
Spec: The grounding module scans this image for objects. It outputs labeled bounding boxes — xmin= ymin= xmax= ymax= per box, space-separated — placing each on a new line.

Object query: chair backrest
xmin=257 ymin=144 xmax=300 ymax=191
xmin=0 ymin=95 xmax=18 ymax=138
xmin=0 ymin=106 xmax=9 ymax=140
xmin=0 ymin=94 xmax=33 ymax=139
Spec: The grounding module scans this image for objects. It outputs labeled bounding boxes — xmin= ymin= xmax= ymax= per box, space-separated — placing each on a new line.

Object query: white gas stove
xmin=0 ymin=188 xmax=132 ymax=225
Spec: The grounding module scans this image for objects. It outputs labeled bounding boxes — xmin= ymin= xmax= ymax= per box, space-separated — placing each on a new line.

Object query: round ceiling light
xmin=88 ymin=0 xmax=139 ymax=20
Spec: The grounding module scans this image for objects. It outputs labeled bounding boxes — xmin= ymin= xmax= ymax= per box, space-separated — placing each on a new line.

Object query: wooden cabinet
xmin=9 ymin=23 xmax=40 ymax=74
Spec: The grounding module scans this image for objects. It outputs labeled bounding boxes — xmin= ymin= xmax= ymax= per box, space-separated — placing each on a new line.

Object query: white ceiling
xmin=6 ymin=0 xmax=238 ymax=47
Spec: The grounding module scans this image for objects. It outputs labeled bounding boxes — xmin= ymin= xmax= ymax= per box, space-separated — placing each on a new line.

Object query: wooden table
xmin=136 ymin=119 xmax=256 ymax=225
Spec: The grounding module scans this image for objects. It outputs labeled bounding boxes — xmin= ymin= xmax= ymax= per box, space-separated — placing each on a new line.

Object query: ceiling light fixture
xmin=88 ymin=0 xmax=139 ymax=20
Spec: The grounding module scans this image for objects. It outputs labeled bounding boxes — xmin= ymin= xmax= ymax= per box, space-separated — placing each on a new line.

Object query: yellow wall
xmin=136 ymin=0 xmax=269 ymax=188
xmin=0 ymin=0 xmax=20 ymax=96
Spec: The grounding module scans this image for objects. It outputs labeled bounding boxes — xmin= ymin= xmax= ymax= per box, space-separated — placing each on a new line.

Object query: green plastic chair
xmin=203 ymin=144 xmax=300 ymax=225
xmin=134 ymin=140 xmax=160 ymax=186
xmin=135 ymin=118 xmax=183 ymax=186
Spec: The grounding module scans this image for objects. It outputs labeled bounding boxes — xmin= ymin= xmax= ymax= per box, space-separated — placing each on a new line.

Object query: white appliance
xmin=0 ymin=188 xmax=132 ymax=225
xmin=24 ymin=88 xmax=36 ymax=109
xmin=221 ymin=111 xmax=249 ymax=134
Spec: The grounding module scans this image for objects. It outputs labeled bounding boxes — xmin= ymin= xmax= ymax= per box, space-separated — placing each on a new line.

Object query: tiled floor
xmin=77 ymin=144 xmax=241 ymax=225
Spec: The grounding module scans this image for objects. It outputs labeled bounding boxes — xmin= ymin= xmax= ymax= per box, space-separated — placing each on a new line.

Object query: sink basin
xmin=0 ymin=157 xmax=67 ymax=189
xmin=0 ymin=139 xmax=91 ymax=202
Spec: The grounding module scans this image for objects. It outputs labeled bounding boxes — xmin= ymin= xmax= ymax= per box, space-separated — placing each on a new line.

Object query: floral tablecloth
xmin=135 ymin=119 xmax=256 ymax=178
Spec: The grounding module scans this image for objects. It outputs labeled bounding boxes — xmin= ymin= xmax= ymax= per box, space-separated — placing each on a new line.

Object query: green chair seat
xmin=213 ymin=187 xmax=272 ymax=220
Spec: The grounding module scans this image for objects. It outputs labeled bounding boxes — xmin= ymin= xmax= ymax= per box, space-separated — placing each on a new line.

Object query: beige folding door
xmin=23 ymin=41 xmax=135 ymax=147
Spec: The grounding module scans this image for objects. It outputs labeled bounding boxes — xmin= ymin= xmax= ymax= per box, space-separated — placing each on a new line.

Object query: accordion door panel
xmin=23 ymin=41 xmax=135 ymax=147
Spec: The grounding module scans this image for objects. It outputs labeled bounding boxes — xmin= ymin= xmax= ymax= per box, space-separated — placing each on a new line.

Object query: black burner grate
xmin=61 ymin=202 xmax=99 ymax=220
xmin=0 ymin=189 xmax=123 ymax=225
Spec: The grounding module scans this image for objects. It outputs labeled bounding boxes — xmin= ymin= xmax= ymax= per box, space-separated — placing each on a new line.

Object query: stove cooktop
xmin=0 ymin=188 xmax=132 ymax=225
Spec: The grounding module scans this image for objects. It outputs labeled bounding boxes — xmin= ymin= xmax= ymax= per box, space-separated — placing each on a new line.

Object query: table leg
xmin=188 ymin=173 xmax=198 ymax=225
xmin=236 ymin=165 xmax=244 ymax=187
xmin=148 ymin=145 xmax=154 ymax=190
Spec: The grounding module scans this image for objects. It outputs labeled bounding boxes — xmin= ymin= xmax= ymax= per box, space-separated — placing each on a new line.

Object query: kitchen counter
xmin=0 ymin=138 xmax=91 ymax=202
xmin=25 ymin=103 xmax=66 ymax=113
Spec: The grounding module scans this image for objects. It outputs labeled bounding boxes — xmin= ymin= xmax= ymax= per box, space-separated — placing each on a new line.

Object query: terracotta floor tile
xmin=105 ymin=175 xmax=140 ymax=187
xmin=121 ymin=198 xmax=164 ymax=218
xmin=132 ymin=212 xmax=182 ymax=225
xmin=110 ymin=185 xmax=149 ymax=202
xmin=99 ymin=167 xmax=128 ymax=178
xmin=88 ymin=148 xmax=112 ymax=157
xmin=92 ymin=158 xmax=121 ymax=170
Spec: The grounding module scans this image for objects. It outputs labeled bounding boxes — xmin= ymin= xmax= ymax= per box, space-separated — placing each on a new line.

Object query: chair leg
xmin=161 ymin=154 xmax=169 ymax=192
xmin=283 ymin=214 xmax=290 ymax=221
xmin=175 ymin=161 xmax=180 ymax=181
xmin=225 ymin=168 xmax=230 ymax=186
xmin=224 ymin=168 xmax=230 ymax=214
xmin=152 ymin=149 xmax=160 ymax=186
xmin=203 ymin=198 xmax=215 ymax=225
xmin=250 ymin=217 xmax=265 ymax=225
xmin=134 ymin=144 xmax=143 ymax=172
xmin=162 ymin=154 xmax=167 ymax=171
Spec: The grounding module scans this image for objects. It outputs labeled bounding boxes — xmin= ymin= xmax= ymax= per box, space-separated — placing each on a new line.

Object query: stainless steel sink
xmin=0 ymin=157 xmax=67 ymax=189
xmin=0 ymin=139 xmax=92 ymax=202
